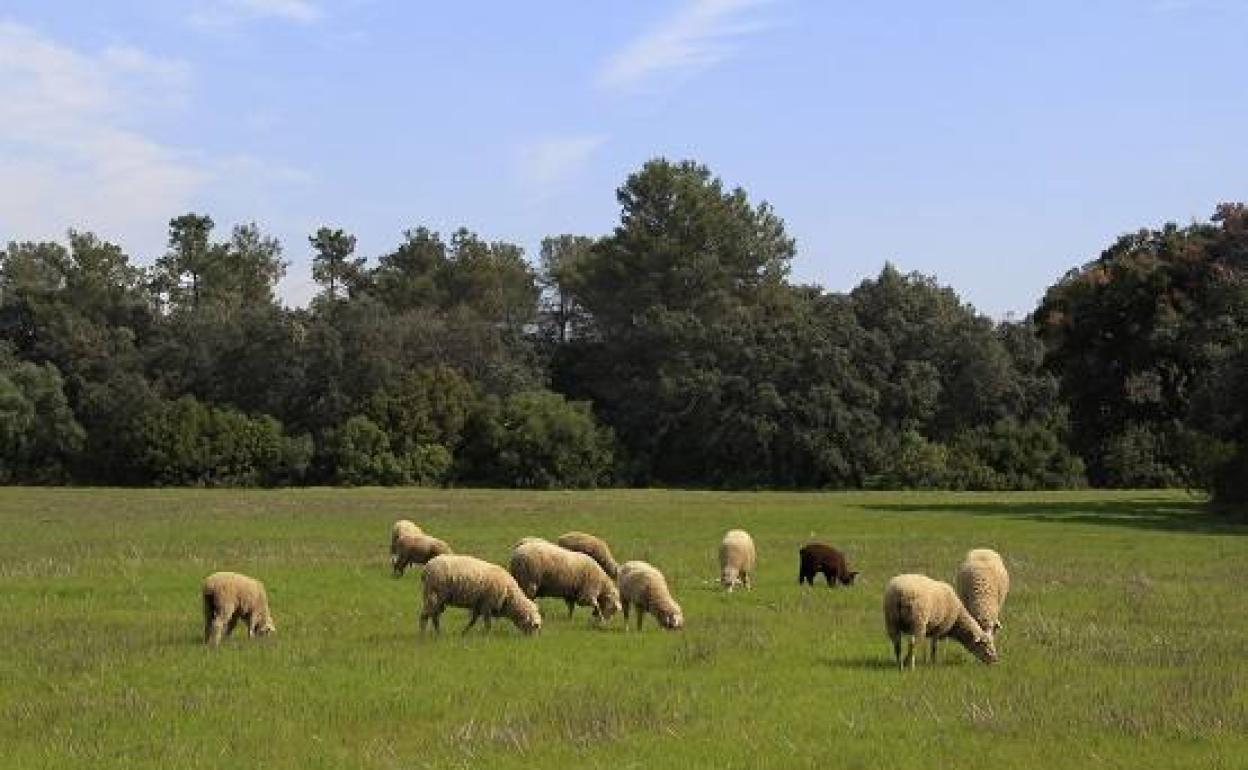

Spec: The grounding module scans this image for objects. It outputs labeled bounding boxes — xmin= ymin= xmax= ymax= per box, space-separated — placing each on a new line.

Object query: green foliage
xmin=1037 ymin=204 xmax=1248 ymax=485
xmin=947 ymin=418 xmax=1087 ymax=491
xmin=325 ymin=414 xmax=453 ymax=487
xmin=134 ymin=396 xmax=308 ymax=487
xmin=310 ymin=227 xmax=366 ymax=303
xmin=459 ymin=391 xmax=614 ymax=489
xmin=1 ymin=169 xmax=1243 ymax=495
xmin=0 ymin=358 xmax=85 ymax=483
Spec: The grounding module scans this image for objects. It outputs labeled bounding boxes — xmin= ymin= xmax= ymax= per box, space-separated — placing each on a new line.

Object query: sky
xmin=1 ymin=0 xmax=1246 ymax=317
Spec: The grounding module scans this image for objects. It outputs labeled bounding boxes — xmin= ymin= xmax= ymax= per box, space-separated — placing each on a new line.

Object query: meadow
xmin=1 ymin=488 xmax=1245 ymax=769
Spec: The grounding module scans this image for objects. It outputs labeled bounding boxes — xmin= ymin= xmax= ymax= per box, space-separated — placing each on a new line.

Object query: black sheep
xmin=798 ymin=542 xmax=859 ymax=587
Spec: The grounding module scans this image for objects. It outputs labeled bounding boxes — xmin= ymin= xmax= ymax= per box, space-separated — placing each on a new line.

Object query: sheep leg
xmin=890 ymin=634 xmax=902 ymax=669
xmin=621 ymin=600 xmax=631 ymax=626
xmin=202 ymin=595 xmax=216 ymax=644
xmin=824 ymin=570 xmax=835 ymax=588
xmin=225 ymin=613 xmax=241 ymax=639
xmin=566 ymin=598 xmax=576 ymax=619
xmin=207 ymin=615 xmax=227 ymax=646
xmin=635 ymin=609 xmax=645 ymax=631
xmin=928 ymin=637 xmax=938 ymax=664
xmin=419 ymin=602 xmax=442 ymax=634
xmin=904 ymin=635 xmax=918 ymax=669
xmin=463 ymin=609 xmax=482 ymax=634
xmin=744 ymin=572 xmax=752 ymax=591
xmin=392 ymin=556 xmax=405 ymax=578
xmin=483 ymin=612 xmax=493 ymax=632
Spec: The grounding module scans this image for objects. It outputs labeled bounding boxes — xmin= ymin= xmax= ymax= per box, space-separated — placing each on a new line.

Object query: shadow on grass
xmin=862 ymin=497 xmax=1247 ymax=535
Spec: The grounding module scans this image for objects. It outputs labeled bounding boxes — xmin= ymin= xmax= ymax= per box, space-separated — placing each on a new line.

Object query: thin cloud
xmin=0 ymin=21 xmax=205 ymax=252
xmin=517 ymin=134 xmax=608 ymax=195
xmin=190 ymin=0 xmax=324 ymax=28
xmin=0 ymin=21 xmax=310 ymax=263
xmin=598 ymin=0 xmax=775 ymax=93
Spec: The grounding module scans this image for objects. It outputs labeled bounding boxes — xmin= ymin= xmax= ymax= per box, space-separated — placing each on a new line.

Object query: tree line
xmin=3 ymin=159 xmax=1246 ymax=500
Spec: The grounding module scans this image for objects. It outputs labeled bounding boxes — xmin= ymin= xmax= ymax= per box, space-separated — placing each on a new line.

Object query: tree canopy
xmin=2 ymin=158 xmax=1244 ymax=499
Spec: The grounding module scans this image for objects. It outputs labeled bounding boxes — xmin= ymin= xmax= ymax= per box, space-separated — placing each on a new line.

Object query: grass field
xmin=1 ymin=488 xmax=1245 ymax=769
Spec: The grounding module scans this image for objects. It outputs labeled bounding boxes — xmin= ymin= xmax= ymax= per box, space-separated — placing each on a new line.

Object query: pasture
xmin=1 ymin=488 xmax=1245 ymax=769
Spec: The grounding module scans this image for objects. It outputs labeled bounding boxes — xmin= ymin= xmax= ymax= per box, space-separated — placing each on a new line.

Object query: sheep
xmin=618 ymin=560 xmax=684 ymax=631
xmin=392 ymin=532 xmax=453 ymax=577
xmin=510 ymin=538 xmax=621 ymax=622
xmin=798 ymin=542 xmax=859 ymax=587
xmin=718 ymin=529 xmax=756 ymax=591
xmin=201 ymin=571 xmax=276 ymax=646
xmin=420 ymin=554 xmax=541 ymax=635
xmin=883 ymin=573 xmax=997 ymax=670
xmin=556 ymin=531 xmax=620 ymax=580
xmin=956 ymin=548 xmax=1009 ymax=641
xmin=390 ymin=519 xmax=422 ymax=560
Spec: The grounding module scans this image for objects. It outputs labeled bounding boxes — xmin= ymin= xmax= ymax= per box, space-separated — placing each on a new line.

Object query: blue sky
xmin=1 ymin=1 xmax=1245 ymax=316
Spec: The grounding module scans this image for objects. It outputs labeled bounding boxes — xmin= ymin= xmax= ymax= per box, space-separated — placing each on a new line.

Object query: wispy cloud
xmin=0 ymin=21 xmax=205 ymax=252
xmin=517 ymin=134 xmax=608 ymax=195
xmin=598 ymin=0 xmax=775 ymax=93
xmin=0 ymin=21 xmax=311 ymax=262
xmin=190 ymin=0 xmax=324 ymax=29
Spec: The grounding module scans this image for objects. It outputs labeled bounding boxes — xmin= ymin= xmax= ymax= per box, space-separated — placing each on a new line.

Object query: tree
xmin=373 ymin=227 xmax=447 ymax=312
xmin=557 ymin=159 xmax=797 ymax=483
xmin=310 ymin=227 xmax=365 ymax=302
xmin=538 ymin=234 xmax=594 ymax=344
xmin=573 ymin=158 xmax=793 ymax=334
xmin=0 ymin=357 xmax=85 ymax=483
xmin=458 ymin=391 xmax=613 ymax=488
xmin=155 ymin=214 xmax=223 ymax=311
xmin=223 ymin=223 xmax=287 ymax=307
xmin=440 ymin=228 xmax=538 ymax=333
xmin=1036 ymin=206 xmax=1248 ymax=485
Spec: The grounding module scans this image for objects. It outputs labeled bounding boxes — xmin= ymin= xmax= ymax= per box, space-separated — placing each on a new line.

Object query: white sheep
xmin=618 ymin=560 xmax=684 ymax=631
xmin=420 ymin=554 xmax=542 ymax=635
xmin=883 ymin=573 xmax=997 ymax=670
xmin=718 ymin=529 xmax=757 ymax=591
xmin=510 ymin=538 xmax=621 ymax=622
xmin=556 ymin=531 xmax=620 ymax=580
xmin=201 ymin=571 xmax=276 ymax=646
xmin=956 ymin=548 xmax=1010 ymax=641
xmin=392 ymin=532 xmax=453 ymax=577
xmin=390 ymin=519 xmax=422 ymax=560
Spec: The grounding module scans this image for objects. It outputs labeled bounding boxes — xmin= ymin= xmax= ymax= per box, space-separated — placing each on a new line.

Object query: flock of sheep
xmin=200 ymin=521 xmax=1010 ymax=671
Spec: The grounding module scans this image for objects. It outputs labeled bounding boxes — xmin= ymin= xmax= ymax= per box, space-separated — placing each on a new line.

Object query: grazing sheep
xmin=956 ymin=548 xmax=1009 ymax=640
xmin=390 ymin=519 xmax=422 ymax=559
xmin=883 ymin=573 xmax=997 ymax=670
xmin=618 ymin=560 xmax=684 ymax=631
xmin=718 ymin=529 xmax=757 ymax=591
xmin=201 ymin=571 xmax=275 ymax=646
xmin=420 ymin=554 xmax=541 ymax=635
xmin=798 ymin=542 xmax=859 ymax=587
xmin=556 ymin=531 xmax=620 ymax=580
xmin=392 ymin=532 xmax=453 ymax=577
xmin=510 ymin=538 xmax=621 ymax=622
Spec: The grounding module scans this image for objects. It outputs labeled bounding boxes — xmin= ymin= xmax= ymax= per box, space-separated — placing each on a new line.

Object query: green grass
xmin=1 ymin=488 xmax=1245 ymax=769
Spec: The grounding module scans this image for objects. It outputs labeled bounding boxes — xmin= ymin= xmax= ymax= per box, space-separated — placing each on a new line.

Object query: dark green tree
xmin=310 ymin=227 xmax=365 ymax=302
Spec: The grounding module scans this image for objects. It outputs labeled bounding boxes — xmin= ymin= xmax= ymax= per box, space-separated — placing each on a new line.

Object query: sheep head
xmin=660 ymin=608 xmax=684 ymax=630
xmin=968 ymin=633 xmax=997 ymax=664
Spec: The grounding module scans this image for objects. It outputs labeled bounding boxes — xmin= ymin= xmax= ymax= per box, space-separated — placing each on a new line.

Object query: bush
xmin=947 ymin=418 xmax=1086 ymax=490
xmin=134 ymin=396 xmax=308 ymax=486
xmin=459 ymin=390 xmax=613 ymax=489
xmin=0 ymin=360 xmax=85 ymax=483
